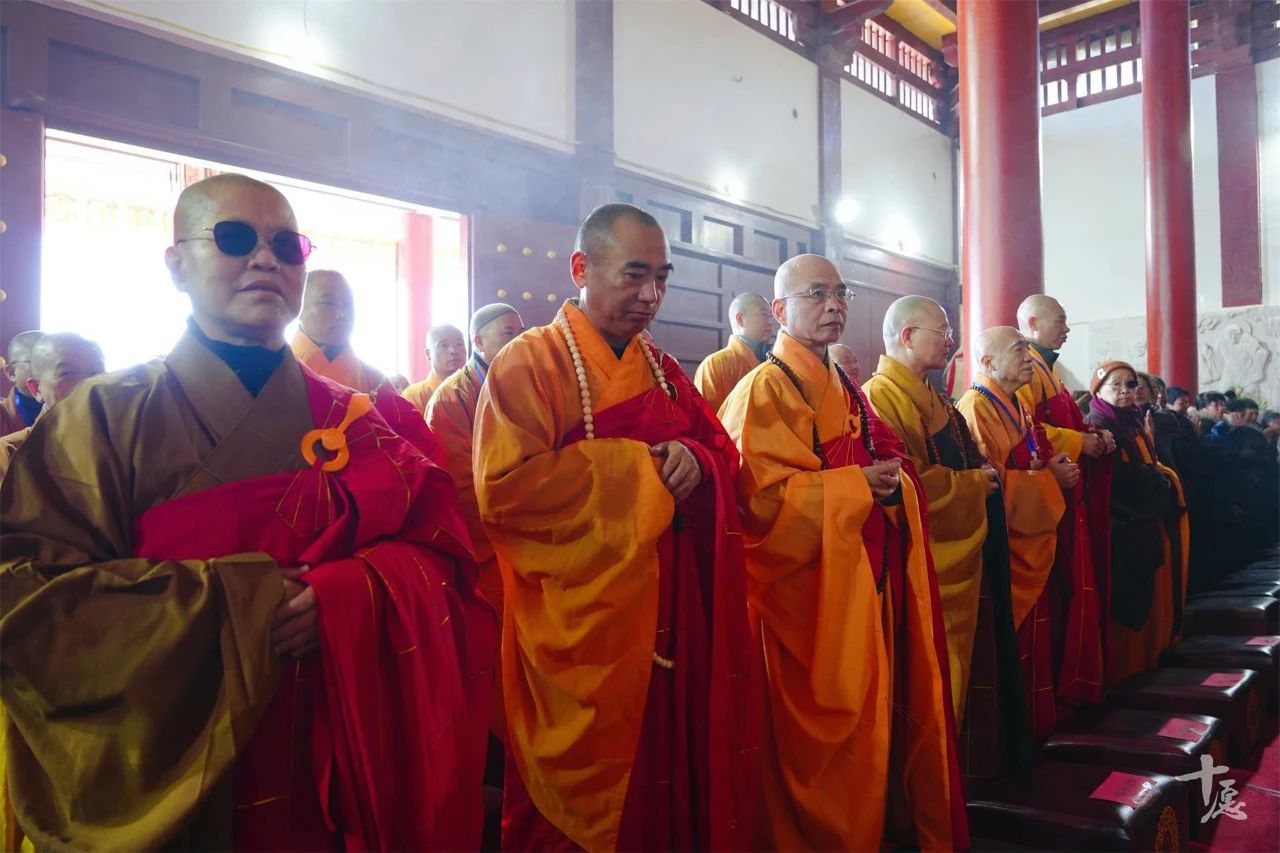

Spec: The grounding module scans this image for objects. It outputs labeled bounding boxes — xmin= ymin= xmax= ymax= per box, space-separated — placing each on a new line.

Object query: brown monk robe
xmin=1015 ymin=295 xmax=1109 ymax=716
xmin=693 ymin=292 xmax=774 ymax=414
xmin=403 ymin=324 xmax=466 ymax=412
xmin=289 ymin=269 xmax=392 ymax=394
xmin=0 ymin=333 xmax=105 ymax=483
xmin=0 ymin=332 xmax=44 ymax=437
xmin=719 ymin=256 xmax=966 ymax=852
xmin=1085 ymin=361 xmax=1190 ymax=684
xmin=0 ymin=174 xmax=496 ymax=851
xmin=863 ymin=297 xmax=1033 ymax=784
xmin=956 ymin=327 xmax=1078 ymax=741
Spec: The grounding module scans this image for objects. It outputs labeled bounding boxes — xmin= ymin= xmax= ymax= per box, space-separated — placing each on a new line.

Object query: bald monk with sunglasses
xmin=0 ymin=174 xmax=496 ymax=851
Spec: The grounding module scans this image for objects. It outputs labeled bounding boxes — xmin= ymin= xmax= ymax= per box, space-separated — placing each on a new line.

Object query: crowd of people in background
xmin=0 ymin=175 xmax=1276 ymax=851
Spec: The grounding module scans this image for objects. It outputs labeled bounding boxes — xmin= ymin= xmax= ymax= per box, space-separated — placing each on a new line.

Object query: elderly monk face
xmin=830 ymin=345 xmax=859 ymax=382
xmin=474 ymin=311 xmax=523 ymax=364
xmin=300 ymin=271 xmax=355 ymax=347
xmin=27 ymin=336 xmax=105 ymax=408
xmin=773 ymin=256 xmax=849 ymax=351
xmin=907 ymin=302 xmax=953 ymax=371
xmin=985 ymin=333 xmax=1034 ymax=389
xmin=1097 ymin=368 xmax=1138 ymax=408
xmin=4 ymin=331 xmax=42 ymax=395
xmin=430 ymin=327 xmax=467 ymax=375
xmin=738 ymin=295 xmax=775 ymax=343
xmin=165 ymin=179 xmax=305 ymax=348
xmin=573 ymin=215 xmax=672 ymax=347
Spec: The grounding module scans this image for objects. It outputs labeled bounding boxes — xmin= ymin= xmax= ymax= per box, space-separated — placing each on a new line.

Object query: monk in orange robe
xmin=0 ymin=332 xmax=44 ymax=437
xmin=694 ymin=292 xmax=773 ymax=413
xmin=956 ymin=326 xmax=1078 ymax=739
xmin=829 ymin=342 xmax=860 ymax=384
xmin=719 ymin=255 xmax=965 ymax=852
xmin=403 ymin=324 xmax=466 ymax=412
xmin=864 ymin=297 xmax=1034 ymax=783
xmin=0 ymin=175 xmax=496 ymax=850
xmin=289 ymin=269 xmax=391 ymax=394
xmin=474 ymin=203 xmax=757 ymax=851
xmin=426 ymin=301 xmax=522 ymax=776
xmin=1016 ymin=295 xmax=1111 ymax=714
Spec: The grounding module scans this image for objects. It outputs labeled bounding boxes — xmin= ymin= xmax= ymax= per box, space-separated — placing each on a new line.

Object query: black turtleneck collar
xmin=187 ymin=318 xmax=284 ymax=397
xmin=1030 ymin=341 xmax=1059 ymax=368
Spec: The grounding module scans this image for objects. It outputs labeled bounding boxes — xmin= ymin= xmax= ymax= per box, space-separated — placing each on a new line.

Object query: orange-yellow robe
xmin=864 ymin=354 xmax=989 ymax=718
xmin=693 ymin=335 xmax=761 ymax=415
xmin=473 ymin=301 xmax=756 ymax=851
xmin=426 ymin=358 xmax=505 ymax=739
xmin=0 ymin=390 xmax=29 ymax=437
xmin=289 ymin=332 xmax=389 ymax=394
xmin=957 ymin=375 xmax=1066 ymax=736
xmin=402 ymin=371 xmax=448 ymax=413
xmin=718 ymin=331 xmax=962 ymax=852
xmin=1016 ymin=346 xmax=1085 ymax=461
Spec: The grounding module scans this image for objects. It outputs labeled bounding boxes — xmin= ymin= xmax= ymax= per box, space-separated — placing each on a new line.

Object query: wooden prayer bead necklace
xmin=768 ymin=351 xmax=889 ymax=593
xmin=558 ymin=313 xmax=678 ymax=671
xmin=766 ymin=353 xmax=875 ymax=462
xmin=558 ymin=314 xmax=673 ymax=441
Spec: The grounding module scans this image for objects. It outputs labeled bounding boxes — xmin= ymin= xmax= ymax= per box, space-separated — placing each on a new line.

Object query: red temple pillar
xmin=957 ymin=0 xmax=1043 ymax=378
xmin=1140 ymin=0 xmax=1198 ymax=391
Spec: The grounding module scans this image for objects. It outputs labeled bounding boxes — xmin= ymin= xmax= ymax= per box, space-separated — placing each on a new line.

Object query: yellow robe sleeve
xmin=957 ymin=391 xmax=1065 ymax=628
xmin=864 ymin=376 xmax=989 ymax=718
xmin=473 ymin=333 xmax=674 ymax=852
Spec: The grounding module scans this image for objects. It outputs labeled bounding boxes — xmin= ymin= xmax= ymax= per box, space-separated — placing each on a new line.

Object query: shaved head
xmin=173 ymin=173 xmax=290 ymax=241
xmin=729 ymin=292 xmax=773 ymax=341
xmin=830 ymin=344 xmax=860 ymax=383
xmin=882 ymin=296 xmax=945 ymax=347
xmin=426 ymin=324 xmax=466 ymax=375
xmin=773 ymin=254 xmax=840 ymax=299
xmin=973 ymin=326 xmax=1025 ymax=366
xmin=471 ymin=304 xmax=523 ymax=363
xmin=882 ymin=295 xmax=951 ymax=375
xmin=4 ymin=330 xmax=44 ymax=392
xmin=574 ymin=203 xmax=662 ymax=261
xmin=28 ymin=332 xmax=105 ymax=408
xmin=299 ymin=270 xmax=355 ymax=347
xmin=1016 ymin=293 xmax=1070 ymax=350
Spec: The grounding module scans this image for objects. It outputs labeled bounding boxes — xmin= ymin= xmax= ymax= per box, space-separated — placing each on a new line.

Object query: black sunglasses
xmin=176 ymin=220 xmax=314 ymax=266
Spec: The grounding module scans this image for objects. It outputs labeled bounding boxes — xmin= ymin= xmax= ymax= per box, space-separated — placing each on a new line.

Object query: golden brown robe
xmin=0 ymin=427 xmax=31 ymax=484
xmin=402 ymin=371 xmax=448 ymax=413
xmin=0 ymin=333 xmax=308 ymax=850
xmin=693 ymin=335 xmax=761 ymax=415
xmin=863 ymin=354 xmax=989 ymax=718
xmin=0 ymin=390 xmax=28 ymax=438
xmin=289 ymin=331 xmax=388 ymax=394
xmin=718 ymin=332 xmax=959 ymax=852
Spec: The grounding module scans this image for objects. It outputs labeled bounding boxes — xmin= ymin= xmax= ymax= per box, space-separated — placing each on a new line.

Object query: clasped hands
xmin=862 ymin=458 xmax=902 ymax=503
xmin=1033 ymin=452 xmax=1081 ymax=489
xmin=651 ymin=440 xmax=702 ymax=503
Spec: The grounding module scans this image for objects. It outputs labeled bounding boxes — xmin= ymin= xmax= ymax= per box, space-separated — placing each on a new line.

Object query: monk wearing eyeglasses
xmin=863 ymin=298 xmax=1034 ymax=785
xmin=0 ymin=173 xmax=497 ymax=850
xmin=719 ymin=255 xmax=966 ymax=851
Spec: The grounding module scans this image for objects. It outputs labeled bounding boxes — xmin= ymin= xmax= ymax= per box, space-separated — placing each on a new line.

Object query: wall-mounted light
xmin=834 ymin=198 xmax=860 ymax=225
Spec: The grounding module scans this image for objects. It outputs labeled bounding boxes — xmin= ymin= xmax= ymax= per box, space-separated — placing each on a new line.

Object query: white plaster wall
xmin=1041 ymin=74 xmax=1223 ymax=323
xmin=613 ymin=0 xmax=820 ymax=225
xmin=62 ymin=0 xmax=575 ymax=150
xmin=840 ymin=80 xmax=955 ymax=266
xmin=1260 ymin=59 xmax=1280 ymax=306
